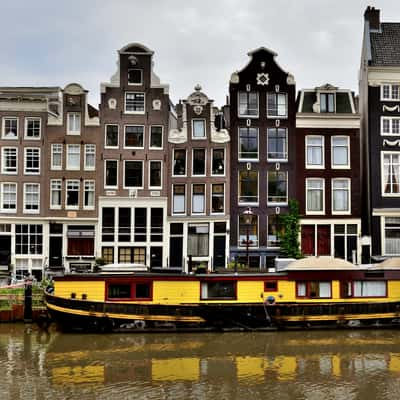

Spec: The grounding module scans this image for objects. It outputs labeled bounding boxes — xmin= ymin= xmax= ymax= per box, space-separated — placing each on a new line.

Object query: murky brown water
xmin=0 ymin=325 xmax=400 ymax=399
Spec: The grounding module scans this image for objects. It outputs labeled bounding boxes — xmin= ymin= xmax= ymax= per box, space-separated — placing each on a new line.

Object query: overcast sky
xmin=0 ymin=0 xmax=399 ymax=107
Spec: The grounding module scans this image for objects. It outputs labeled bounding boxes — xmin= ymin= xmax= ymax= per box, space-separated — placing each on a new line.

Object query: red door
xmin=317 ymin=225 xmax=331 ymax=256
xmin=301 ymin=226 xmax=315 ymax=256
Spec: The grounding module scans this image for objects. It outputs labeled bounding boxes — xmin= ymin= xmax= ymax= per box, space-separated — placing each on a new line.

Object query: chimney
xmin=364 ymin=6 xmax=380 ymax=31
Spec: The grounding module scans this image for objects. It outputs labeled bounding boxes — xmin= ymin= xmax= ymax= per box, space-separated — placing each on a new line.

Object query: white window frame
xmin=191 ymin=184 xmax=206 ymax=215
xmin=67 ymin=112 xmax=81 ymax=135
xmin=65 ymin=179 xmax=80 ymax=210
xmin=24 ymin=117 xmax=41 ymax=140
xmin=83 ymin=180 xmax=95 ymax=210
xmin=383 ymin=217 xmax=400 ymax=256
xmin=238 ymin=127 xmax=259 ymax=161
xmin=172 ymin=184 xmax=186 ymax=215
xmin=267 ymin=170 xmax=288 ymax=206
xmin=66 ymin=144 xmax=81 ymax=170
xmin=238 ymin=170 xmax=259 ymax=205
xmin=50 ymin=179 xmax=62 ymax=210
xmin=267 ymin=128 xmax=288 ymax=162
xmin=192 ymin=119 xmax=206 ymax=139
xmin=210 ymin=183 xmax=225 ymax=215
xmin=127 ymin=68 xmax=143 ymax=86
xmin=104 ymin=159 xmax=118 ymax=189
xmin=1 ymin=147 xmax=18 ymax=174
xmin=172 ymin=149 xmax=187 ymax=177
xmin=381 ymin=83 xmax=400 ymax=101
xmin=51 ymin=144 xmax=63 ymax=170
xmin=0 ymin=182 xmax=17 ymax=213
xmin=305 ymin=135 xmax=324 ymax=169
xmin=306 ymin=178 xmax=325 ymax=215
xmin=238 ymin=214 xmax=259 ymax=248
xmin=105 ymin=124 xmax=119 ymax=149
xmin=381 ymin=151 xmax=400 ymax=197
xmin=331 ymin=136 xmax=350 ymax=169
xmin=148 ymin=160 xmax=163 ymax=190
xmin=192 ymin=148 xmax=207 ymax=177
xmin=1 ymin=117 xmax=18 ymax=139
xmin=149 ymin=125 xmax=163 ymax=149
xmin=124 ymin=125 xmax=145 ymax=149
xmin=331 ymin=178 xmax=351 ymax=215
xmin=23 ymin=183 xmax=40 ymax=214
xmin=123 ymin=160 xmax=144 ymax=189
xmin=124 ymin=92 xmax=145 ymax=114
xmin=319 ymin=92 xmax=336 ymax=113
xmin=24 ymin=147 xmax=40 ymax=175
xmin=238 ymin=91 xmax=259 ymax=118
xmin=266 ymin=92 xmax=288 ymax=119
xmin=84 ymin=144 xmax=96 ymax=171
xmin=211 ymin=148 xmax=226 ymax=176
xmin=381 ymin=116 xmax=400 ymax=136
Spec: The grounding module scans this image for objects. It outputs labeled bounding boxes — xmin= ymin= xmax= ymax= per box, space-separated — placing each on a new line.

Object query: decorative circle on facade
xmin=193 ymin=105 xmax=203 ymax=115
xmin=256 ymin=73 xmax=270 ymax=86
xmin=108 ymin=98 xmax=117 ymax=109
xmin=152 ymin=99 xmax=162 ymax=110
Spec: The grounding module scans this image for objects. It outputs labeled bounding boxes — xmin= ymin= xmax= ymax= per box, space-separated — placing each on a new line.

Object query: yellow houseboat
xmin=45 ymin=257 xmax=400 ymax=332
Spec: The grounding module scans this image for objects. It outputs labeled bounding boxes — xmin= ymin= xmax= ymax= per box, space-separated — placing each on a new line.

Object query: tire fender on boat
xmin=134 ymin=320 xmax=146 ymax=329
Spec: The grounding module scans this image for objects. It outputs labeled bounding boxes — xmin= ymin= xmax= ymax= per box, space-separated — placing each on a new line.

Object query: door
xmin=0 ymin=236 xmax=11 ymax=267
xmin=317 ymin=225 xmax=331 ymax=256
xmin=49 ymin=237 xmax=63 ymax=267
xmin=301 ymin=226 xmax=315 ymax=256
xmin=169 ymin=237 xmax=183 ymax=269
xmin=213 ymin=236 xmax=226 ymax=269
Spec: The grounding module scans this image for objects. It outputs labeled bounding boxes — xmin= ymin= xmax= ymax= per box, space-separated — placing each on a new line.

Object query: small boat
xmin=45 ymin=257 xmax=400 ymax=332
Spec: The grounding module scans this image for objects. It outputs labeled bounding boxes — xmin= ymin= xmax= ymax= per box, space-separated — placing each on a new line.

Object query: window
xmin=192 ymin=149 xmax=206 ymax=175
xmin=296 ymin=281 xmax=331 ymax=298
xmin=332 ymin=179 xmax=350 ymax=213
xmin=267 ymin=214 xmax=283 ymax=248
xmin=102 ymin=208 xmax=115 ymax=242
xmin=381 ymin=84 xmax=400 ymax=100
xmin=306 ymin=178 xmax=324 ymax=214
xmin=66 ymin=144 xmax=80 ymax=170
xmin=84 ymin=144 xmax=96 ymax=170
xmin=50 ymin=179 xmax=62 ymax=209
xmin=105 ymin=160 xmax=118 ymax=188
xmin=149 ymin=161 xmax=162 ymax=188
xmin=124 ymin=161 xmax=143 ymax=188
xmin=264 ymin=281 xmax=278 ymax=291
xmin=173 ymin=149 xmax=186 ymax=176
xmin=239 ymin=127 xmax=258 ymax=160
xmin=353 ymin=281 xmax=386 ymax=297
xmin=334 ymin=224 xmax=358 ymax=262
xmin=381 ymin=117 xmax=400 ymax=135
xmin=25 ymin=118 xmax=41 ymax=139
xmin=107 ymin=281 xmax=152 ymax=300
xmin=382 ymin=152 xmax=400 ymax=195
xmin=239 ymin=170 xmax=258 ymax=204
xmin=267 ymin=128 xmax=287 ymax=161
xmin=105 ymin=125 xmax=119 ymax=148
xmin=0 ymin=183 xmax=16 ymax=212
xmin=173 ymin=184 xmax=185 ymax=214
xmin=66 ymin=180 xmax=80 ymax=209
xmin=51 ymin=144 xmax=62 ymax=170
xmin=24 ymin=183 xmax=40 ymax=213
xmin=118 ymin=208 xmax=131 ymax=242
xmin=1 ymin=147 xmax=17 ymax=174
xmin=24 ymin=148 xmax=40 ymax=174
xmin=332 ymin=136 xmax=349 ymax=168
xmin=67 ymin=225 xmax=95 ymax=256
xmin=67 ymin=113 xmax=81 ymax=135
xmin=306 ymin=136 xmax=324 ymax=167
xmin=267 ymin=171 xmax=288 ymax=204
xmin=134 ymin=208 xmax=147 ymax=242
xmin=267 ymin=93 xmax=287 ymax=118
xmin=192 ymin=184 xmax=205 ymax=214
xmin=188 ymin=224 xmax=209 ymax=256
xmin=150 ymin=126 xmax=163 ymax=148
xmin=201 ymin=281 xmax=236 ymax=300
xmin=125 ymin=125 xmax=144 ymax=148
xmin=128 ymin=69 xmax=142 ymax=85
xmin=102 ymin=247 xmax=114 ymax=264
xmin=192 ymin=120 xmax=206 ymax=138
xmin=211 ymin=184 xmax=224 ymax=214
xmin=15 ymin=224 xmax=42 ymax=255
xmin=125 ymin=92 xmax=145 ymax=113
xmin=84 ymin=180 xmax=95 ymax=209
xmin=2 ymin=117 xmax=18 ymax=139
xmin=150 ymin=208 xmax=163 ymax=242
xmin=238 ymin=92 xmax=258 ymax=117
xmin=212 ymin=149 xmax=225 ymax=175
xmin=117 ymin=247 xmax=146 ymax=265
xmin=320 ymin=93 xmax=335 ymax=113
xmin=238 ymin=214 xmax=258 ymax=247
xmin=384 ymin=217 xmax=400 ymax=255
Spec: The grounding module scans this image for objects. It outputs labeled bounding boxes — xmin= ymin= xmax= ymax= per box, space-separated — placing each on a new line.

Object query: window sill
xmin=23 ymin=210 xmax=40 ymax=214
xmin=66 ymin=132 xmax=81 ymax=136
xmin=1 ymin=171 xmax=18 ymax=175
xmin=104 ymin=146 xmax=119 ymax=149
xmin=192 ymin=137 xmax=207 ymax=140
xmin=332 ymin=211 xmax=351 ymax=215
xmin=267 ymin=202 xmax=288 ymax=207
xmin=66 ymin=206 xmax=79 ymax=210
xmin=50 ymin=206 xmax=62 ymax=210
xmin=149 ymin=147 xmax=163 ymax=150
xmin=23 ymin=136 xmax=41 ymax=140
xmin=124 ymin=111 xmax=145 ymax=115
xmin=238 ymin=115 xmax=259 ymax=119
xmin=267 ymin=115 xmax=288 ymax=119
xmin=306 ymin=211 xmax=325 ymax=215
xmin=267 ymin=158 xmax=288 ymax=163
xmin=305 ymin=165 xmax=325 ymax=169
xmin=123 ymin=146 xmax=145 ymax=150
xmin=0 ymin=209 xmax=16 ymax=214
xmin=238 ymin=158 xmax=259 ymax=162
xmin=24 ymin=172 xmax=40 ymax=175
xmin=0 ymin=137 xmax=18 ymax=140
xmin=331 ymin=165 xmax=350 ymax=169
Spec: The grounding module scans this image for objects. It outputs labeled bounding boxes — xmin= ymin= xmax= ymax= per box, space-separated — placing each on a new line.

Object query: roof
xmin=285 ymin=256 xmax=356 ymax=271
xmin=87 ymin=104 xmax=99 ymax=118
xmin=371 ymin=257 xmax=400 ymax=270
xmin=370 ymin=23 xmax=400 ymax=66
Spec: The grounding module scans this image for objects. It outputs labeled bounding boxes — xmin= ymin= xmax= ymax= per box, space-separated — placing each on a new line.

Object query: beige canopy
xmin=285 ymin=256 xmax=356 ymax=271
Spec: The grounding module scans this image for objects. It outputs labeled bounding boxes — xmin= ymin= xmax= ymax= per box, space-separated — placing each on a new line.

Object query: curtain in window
xmin=354 ymin=281 xmax=386 ymax=297
xmin=297 ymin=282 xmax=306 ymax=296
xmin=319 ymin=282 xmax=331 ymax=297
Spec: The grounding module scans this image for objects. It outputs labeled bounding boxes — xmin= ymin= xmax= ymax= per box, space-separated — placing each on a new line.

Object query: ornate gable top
xmin=315 ymin=83 xmax=338 ymax=91
xmin=186 ymin=84 xmax=209 ymax=106
xmin=119 ymin=42 xmax=154 ymax=55
xmin=247 ymin=46 xmax=278 ymax=57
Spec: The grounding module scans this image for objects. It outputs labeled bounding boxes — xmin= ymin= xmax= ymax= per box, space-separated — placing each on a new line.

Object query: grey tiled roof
xmin=370 ymin=23 xmax=400 ymax=66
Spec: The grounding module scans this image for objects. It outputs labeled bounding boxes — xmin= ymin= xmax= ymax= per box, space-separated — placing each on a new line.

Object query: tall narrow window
xmin=173 ymin=149 xmax=186 ymax=176
xmin=267 ymin=93 xmax=287 ymax=118
xmin=192 ymin=184 xmax=205 ymax=214
xmin=1 ymin=147 xmax=17 ymax=174
xmin=66 ymin=180 xmax=80 ymax=209
xmin=211 ymin=184 xmax=224 ymax=214
xmin=238 ymin=214 xmax=258 ymax=247
xmin=125 ymin=125 xmax=144 ymax=148
xmin=84 ymin=144 xmax=96 ymax=170
xmin=306 ymin=136 xmax=324 ymax=167
xmin=239 ymin=170 xmax=258 ymax=204
xmin=24 ymin=183 xmax=40 ymax=213
xmin=212 ymin=149 xmax=225 ymax=175
xmin=382 ymin=152 xmax=400 ymax=195
xmin=25 ymin=118 xmax=41 ymax=139
xmin=134 ymin=208 xmax=147 ymax=242
xmin=192 ymin=120 xmax=206 ymax=138
xmin=382 ymin=117 xmax=400 ymax=135
xmin=239 ymin=127 xmax=258 ymax=160
xmin=50 ymin=179 xmax=62 ymax=209
xmin=51 ymin=144 xmax=62 ymax=170
xmin=125 ymin=92 xmax=145 ymax=113
xmin=267 ymin=215 xmax=282 ymax=248
xmin=332 ymin=136 xmax=349 ymax=168
xmin=193 ymin=149 xmax=206 ymax=175
xmin=238 ymin=92 xmax=258 ymax=117
xmin=118 ymin=208 xmax=131 ymax=242
xmin=150 ymin=126 xmax=163 ymax=148
xmin=173 ymin=184 xmax=185 ymax=214
xmin=1 ymin=183 xmax=16 ymax=211
xmin=15 ymin=225 xmax=43 ymax=255
xmin=188 ymin=224 xmax=209 ymax=256
xmin=151 ymin=208 xmax=163 ymax=242
xmin=306 ymin=178 xmax=324 ymax=213
xmin=267 ymin=128 xmax=287 ymax=161
xmin=66 ymin=144 xmax=80 ymax=170
xmin=2 ymin=117 xmax=18 ymax=139
xmin=102 ymin=208 xmax=115 ymax=242
xmin=67 ymin=113 xmax=81 ymax=134
xmin=124 ymin=161 xmax=143 ymax=188
xmin=24 ymin=148 xmax=40 ymax=174
xmin=149 ymin=161 xmax=162 ymax=188
xmin=267 ymin=171 xmax=288 ymax=204
xmin=332 ymin=179 xmax=350 ymax=213
xmin=320 ymin=93 xmax=335 ymax=113
xmin=84 ymin=180 xmax=95 ymax=209
xmin=105 ymin=125 xmax=119 ymax=147
xmin=105 ymin=160 xmax=118 ymax=188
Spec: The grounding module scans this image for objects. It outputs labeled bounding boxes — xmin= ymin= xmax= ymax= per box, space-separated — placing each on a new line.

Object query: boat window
xmin=264 ymin=281 xmax=278 ymax=291
xmin=135 ymin=283 xmax=151 ymax=299
xmin=296 ymin=281 xmax=331 ymax=298
xmin=353 ymin=281 xmax=386 ymax=297
xmin=201 ymin=281 xmax=236 ymax=300
xmin=108 ymin=284 xmax=131 ymax=299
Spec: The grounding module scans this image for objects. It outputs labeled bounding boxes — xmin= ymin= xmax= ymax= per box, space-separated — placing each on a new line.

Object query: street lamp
xmin=242 ymin=207 xmax=254 ymax=269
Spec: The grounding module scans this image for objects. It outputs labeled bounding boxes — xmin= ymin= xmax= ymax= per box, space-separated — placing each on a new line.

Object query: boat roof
xmin=370 ymin=257 xmax=400 ymax=270
xmin=285 ymin=256 xmax=358 ymax=271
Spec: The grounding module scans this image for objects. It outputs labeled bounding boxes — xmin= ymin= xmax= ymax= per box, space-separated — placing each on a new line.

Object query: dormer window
xmin=128 ymin=69 xmax=142 ymax=85
xmin=192 ymin=120 xmax=206 ymax=138
xmin=320 ymin=93 xmax=335 ymax=113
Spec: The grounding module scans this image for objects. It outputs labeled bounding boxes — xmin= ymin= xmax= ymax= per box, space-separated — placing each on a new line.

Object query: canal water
xmin=0 ymin=325 xmax=400 ymax=400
